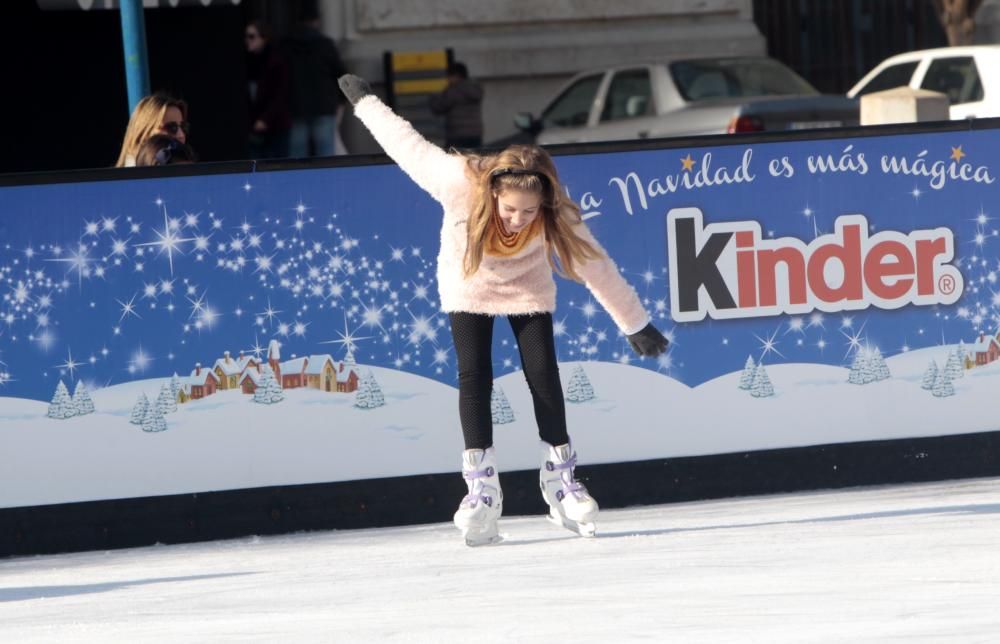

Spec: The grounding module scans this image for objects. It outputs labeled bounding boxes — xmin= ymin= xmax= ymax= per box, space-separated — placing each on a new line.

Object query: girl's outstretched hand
xmin=627 ymin=324 xmax=669 ymax=357
xmin=338 ymin=74 xmax=372 ymax=105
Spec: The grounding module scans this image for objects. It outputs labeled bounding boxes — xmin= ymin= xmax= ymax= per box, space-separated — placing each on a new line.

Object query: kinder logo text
xmin=667 ymin=208 xmax=963 ymax=322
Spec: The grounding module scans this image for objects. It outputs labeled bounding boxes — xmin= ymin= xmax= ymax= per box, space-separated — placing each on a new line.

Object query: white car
xmin=508 ymin=56 xmax=859 ymax=146
xmin=847 ymin=45 xmax=1000 ymax=120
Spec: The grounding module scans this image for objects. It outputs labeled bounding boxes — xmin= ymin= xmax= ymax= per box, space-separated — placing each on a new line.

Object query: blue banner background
xmin=0 ymin=129 xmax=995 ymax=399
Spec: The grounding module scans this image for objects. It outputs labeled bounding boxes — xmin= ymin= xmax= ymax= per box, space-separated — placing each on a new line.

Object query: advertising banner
xmin=1 ymin=125 xmax=996 ymax=510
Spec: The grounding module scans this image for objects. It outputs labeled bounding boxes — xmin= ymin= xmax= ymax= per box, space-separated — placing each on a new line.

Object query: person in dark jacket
xmin=135 ymin=134 xmax=197 ymax=167
xmin=284 ymin=7 xmax=348 ymax=157
xmin=246 ymin=20 xmax=292 ymax=159
xmin=429 ymin=62 xmax=485 ymax=149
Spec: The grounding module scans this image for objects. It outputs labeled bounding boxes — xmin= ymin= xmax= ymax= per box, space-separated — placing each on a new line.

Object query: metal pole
xmin=120 ymin=0 xmax=151 ymax=114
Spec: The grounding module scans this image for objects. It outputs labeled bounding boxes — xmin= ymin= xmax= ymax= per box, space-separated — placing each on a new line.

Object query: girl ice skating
xmin=339 ymin=74 xmax=668 ymax=546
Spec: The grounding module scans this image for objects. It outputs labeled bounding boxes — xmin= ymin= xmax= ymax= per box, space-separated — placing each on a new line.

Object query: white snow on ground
xmin=3 ymin=348 xmax=1000 ymax=508
xmin=1 ymin=477 xmax=998 ymax=642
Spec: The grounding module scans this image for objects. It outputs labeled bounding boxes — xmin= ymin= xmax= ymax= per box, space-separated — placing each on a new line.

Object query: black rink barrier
xmin=3 ymin=430 xmax=998 ymax=558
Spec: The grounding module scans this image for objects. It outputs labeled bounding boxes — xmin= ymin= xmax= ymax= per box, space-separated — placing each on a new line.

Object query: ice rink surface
xmin=2 ymin=477 xmax=998 ymax=643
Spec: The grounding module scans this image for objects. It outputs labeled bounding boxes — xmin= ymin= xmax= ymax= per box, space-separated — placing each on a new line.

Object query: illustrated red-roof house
xmin=971 ymin=333 xmax=1000 ymax=366
xmin=213 ymin=351 xmax=244 ymax=390
xmin=236 ymin=351 xmax=258 ymax=373
xmin=304 ymin=354 xmax=336 ymax=392
xmin=179 ymin=363 xmax=220 ymax=401
xmin=240 ymin=368 xmax=261 ymax=394
xmin=333 ymin=359 xmax=360 ymax=393
xmin=280 ymin=356 xmax=309 ymax=389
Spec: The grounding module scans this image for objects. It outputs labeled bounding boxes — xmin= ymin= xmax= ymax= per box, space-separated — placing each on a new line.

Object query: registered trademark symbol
xmin=938 ymin=274 xmax=956 ymax=295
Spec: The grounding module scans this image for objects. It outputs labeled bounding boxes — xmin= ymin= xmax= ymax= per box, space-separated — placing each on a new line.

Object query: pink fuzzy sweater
xmin=353 ymin=95 xmax=650 ymax=335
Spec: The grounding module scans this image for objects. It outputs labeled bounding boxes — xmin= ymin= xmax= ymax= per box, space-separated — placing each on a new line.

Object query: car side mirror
xmin=514 ymin=112 xmax=540 ymax=133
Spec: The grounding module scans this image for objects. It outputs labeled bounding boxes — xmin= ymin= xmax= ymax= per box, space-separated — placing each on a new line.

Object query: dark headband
xmin=490 ymin=167 xmax=549 ymax=185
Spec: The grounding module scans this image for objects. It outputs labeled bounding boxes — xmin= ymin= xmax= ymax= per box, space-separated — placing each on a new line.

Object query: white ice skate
xmin=539 ymin=441 xmax=599 ymax=537
xmin=454 ymin=447 xmax=503 ymax=547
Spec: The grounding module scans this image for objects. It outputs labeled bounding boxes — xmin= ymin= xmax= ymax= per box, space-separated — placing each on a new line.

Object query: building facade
xmin=312 ymin=0 xmax=765 ymax=150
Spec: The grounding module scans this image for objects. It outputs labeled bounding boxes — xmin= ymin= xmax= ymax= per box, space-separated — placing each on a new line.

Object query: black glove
xmin=338 ymin=74 xmax=372 ymax=106
xmin=627 ymin=323 xmax=669 ymax=357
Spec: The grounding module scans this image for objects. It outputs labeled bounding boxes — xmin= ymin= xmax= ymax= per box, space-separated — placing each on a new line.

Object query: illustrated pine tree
xmin=254 ymin=372 xmax=284 ymax=404
xmin=141 ymin=401 xmax=168 ymax=432
xmin=859 ymin=351 xmax=878 ymax=384
xmin=156 ymin=382 xmax=177 ymax=415
xmin=170 ymin=373 xmax=182 ymax=399
xmin=871 ymin=347 xmax=891 ymax=381
xmin=365 ymin=371 xmax=385 ymax=408
xmin=491 ymin=385 xmax=514 ymax=424
xmin=944 ymin=348 xmax=964 ymax=380
xmin=354 ymin=371 xmax=385 ymax=409
xmin=252 ymin=372 xmax=272 ymax=404
xmin=266 ymin=372 xmax=285 ymax=403
xmin=847 ymin=352 xmax=866 ymax=384
xmin=353 ymin=373 xmax=372 ymax=409
xmin=958 ymin=340 xmax=968 ymax=367
xmin=739 ymin=355 xmax=756 ymax=390
xmin=343 ymin=348 xmax=358 ymax=367
xmin=130 ymin=392 xmax=150 ymax=424
xmin=565 ymin=365 xmax=595 ymax=403
xmin=47 ymin=380 xmax=76 ymax=419
xmin=931 ymin=370 xmax=955 ymax=398
xmin=71 ymin=380 xmax=95 ymax=416
xmin=921 ymin=360 xmax=939 ymax=391
xmin=750 ymin=363 xmax=775 ymax=398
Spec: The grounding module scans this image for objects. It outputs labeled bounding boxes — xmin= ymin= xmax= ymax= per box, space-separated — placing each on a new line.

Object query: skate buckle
xmin=463 ymin=465 xmax=495 ymax=481
xmin=546 ymin=453 xmax=577 ymax=472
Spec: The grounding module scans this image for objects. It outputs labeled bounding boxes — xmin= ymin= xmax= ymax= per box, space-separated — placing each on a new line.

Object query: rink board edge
xmin=3 ymin=428 xmax=998 ymax=558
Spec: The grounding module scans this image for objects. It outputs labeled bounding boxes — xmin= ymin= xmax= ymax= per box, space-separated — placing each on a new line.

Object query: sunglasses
xmin=161 ymin=120 xmax=190 ymax=136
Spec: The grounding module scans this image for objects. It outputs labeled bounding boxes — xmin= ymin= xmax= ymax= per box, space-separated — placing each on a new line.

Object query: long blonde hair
xmin=115 ymin=93 xmax=188 ymax=167
xmin=463 ymin=145 xmax=603 ymax=281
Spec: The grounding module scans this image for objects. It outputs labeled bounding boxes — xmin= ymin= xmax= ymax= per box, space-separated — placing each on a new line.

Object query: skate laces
xmin=544 ymin=452 xmax=588 ymax=501
xmin=461 ymin=464 xmax=496 ymax=508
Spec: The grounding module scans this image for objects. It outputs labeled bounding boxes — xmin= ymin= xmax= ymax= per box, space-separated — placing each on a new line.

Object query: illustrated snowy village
xmin=43 ymin=338 xmax=387 ymax=432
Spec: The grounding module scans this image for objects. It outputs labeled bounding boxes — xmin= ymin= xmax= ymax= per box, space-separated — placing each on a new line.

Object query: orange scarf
xmin=485 ymin=212 xmax=543 ymax=257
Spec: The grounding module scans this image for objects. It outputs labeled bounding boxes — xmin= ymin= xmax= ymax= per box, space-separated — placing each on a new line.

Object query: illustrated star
xmin=950 ymin=145 xmax=966 ymax=163
xmin=46 ymin=245 xmax=94 ymax=288
xmin=55 ymin=347 xmax=83 ymax=380
xmin=246 ymin=333 xmax=266 ymax=360
xmin=320 ymin=314 xmax=371 ymax=355
xmin=680 ymin=154 xmax=696 ymax=172
xmin=116 ymin=293 xmax=142 ymax=323
xmin=754 ymin=326 xmax=785 ymax=361
xmin=259 ymin=297 xmax=282 ymax=326
xmin=134 ymin=205 xmax=196 ymax=275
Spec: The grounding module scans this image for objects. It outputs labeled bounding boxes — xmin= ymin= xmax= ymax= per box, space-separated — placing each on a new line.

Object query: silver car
xmin=517 ymin=57 xmax=859 ymax=145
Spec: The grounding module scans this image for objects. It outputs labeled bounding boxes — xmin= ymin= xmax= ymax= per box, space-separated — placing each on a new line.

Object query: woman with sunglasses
xmin=338 ymin=74 xmax=669 ymax=547
xmin=115 ymin=92 xmax=191 ymax=167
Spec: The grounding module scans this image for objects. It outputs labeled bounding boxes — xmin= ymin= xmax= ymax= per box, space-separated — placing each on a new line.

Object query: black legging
xmin=449 ymin=311 xmax=569 ymax=450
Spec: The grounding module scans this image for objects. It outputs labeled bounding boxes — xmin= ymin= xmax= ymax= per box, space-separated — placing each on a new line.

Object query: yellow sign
xmin=391 ymin=50 xmax=449 ymax=73
xmin=393 ymin=78 xmax=449 ymax=95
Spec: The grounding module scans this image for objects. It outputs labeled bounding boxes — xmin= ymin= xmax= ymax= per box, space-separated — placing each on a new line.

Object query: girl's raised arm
xmin=340 ymin=74 xmax=467 ymax=204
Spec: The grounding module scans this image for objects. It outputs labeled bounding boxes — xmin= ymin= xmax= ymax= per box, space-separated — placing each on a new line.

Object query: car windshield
xmin=670 ymin=58 xmax=819 ymax=101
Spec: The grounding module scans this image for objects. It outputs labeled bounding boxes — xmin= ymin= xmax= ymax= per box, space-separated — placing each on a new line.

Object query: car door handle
xmin=638 ymin=130 xmax=650 ymax=139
